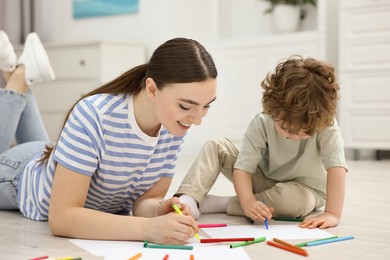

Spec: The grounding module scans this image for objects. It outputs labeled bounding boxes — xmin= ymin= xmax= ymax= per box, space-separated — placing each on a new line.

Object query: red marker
xmin=29 ymin=256 xmax=49 ymax=260
xmin=200 ymin=237 xmax=255 ymax=243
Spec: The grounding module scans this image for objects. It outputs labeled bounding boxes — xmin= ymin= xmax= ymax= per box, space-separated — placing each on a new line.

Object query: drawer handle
xmin=79 ymin=59 xmax=85 ymax=66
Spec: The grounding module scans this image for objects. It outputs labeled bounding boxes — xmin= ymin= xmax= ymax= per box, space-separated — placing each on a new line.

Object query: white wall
xmin=44 ymin=0 xmax=216 ymax=56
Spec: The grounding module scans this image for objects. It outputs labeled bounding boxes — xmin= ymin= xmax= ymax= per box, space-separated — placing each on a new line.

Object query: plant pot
xmin=272 ymin=5 xmax=301 ymax=33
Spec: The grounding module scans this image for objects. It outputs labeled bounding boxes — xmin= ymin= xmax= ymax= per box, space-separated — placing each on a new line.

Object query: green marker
xmin=272 ymin=217 xmax=304 ymax=222
xmin=144 ymin=240 xmax=193 ymax=250
xmin=230 ymin=236 xmax=266 ymax=248
xmin=295 ymin=236 xmax=338 ymax=247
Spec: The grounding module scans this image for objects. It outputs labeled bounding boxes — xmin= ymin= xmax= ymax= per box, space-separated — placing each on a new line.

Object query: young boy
xmin=176 ymin=56 xmax=348 ymax=229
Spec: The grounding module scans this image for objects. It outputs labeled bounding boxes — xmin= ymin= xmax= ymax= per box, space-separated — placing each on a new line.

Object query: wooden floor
xmin=1 ymin=158 xmax=389 ymax=260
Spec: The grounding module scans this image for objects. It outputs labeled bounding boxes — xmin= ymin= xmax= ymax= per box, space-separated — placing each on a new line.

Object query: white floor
xmin=1 ymin=156 xmax=390 ymax=260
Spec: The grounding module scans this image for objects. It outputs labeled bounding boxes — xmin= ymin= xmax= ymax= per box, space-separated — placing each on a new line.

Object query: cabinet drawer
xmin=341 ymin=112 xmax=390 ymax=148
xmin=351 ymin=115 xmax=390 ymax=144
xmin=340 ymin=7 xmax=390 ymax=37
xmin=46 ymin=46 xmax=101 ymax=80
xmin=340 ymin=0 xmax=390 ymax=10
xmin=31 ymin=80 xmax=98 ymax=111
xmin=339 ymin=7 xmax=390 ymax=70
xmin=340 ymin=72 xmax=390 ymax=108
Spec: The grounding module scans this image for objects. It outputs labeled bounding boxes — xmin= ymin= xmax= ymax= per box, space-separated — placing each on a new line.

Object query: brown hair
xmin=39 ymin=38 xmax=217 ymax=162
xmin=261 ymin=56 xmax=339 ymax=135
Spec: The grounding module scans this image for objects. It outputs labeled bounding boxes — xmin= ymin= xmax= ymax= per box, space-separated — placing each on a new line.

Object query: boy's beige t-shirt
xmin=234 ymin=113 xmax=348 ymax=198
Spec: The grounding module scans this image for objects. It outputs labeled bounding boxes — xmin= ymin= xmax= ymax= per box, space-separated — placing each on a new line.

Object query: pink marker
xmin=198 ymin=223 xmax=227 ymax=228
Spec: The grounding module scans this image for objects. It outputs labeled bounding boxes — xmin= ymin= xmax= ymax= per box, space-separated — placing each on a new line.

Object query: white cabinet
xmin=24 ymin=41 xmax=146 ymax=141
xmin=338 ymin=1 xmax=390 ymax=155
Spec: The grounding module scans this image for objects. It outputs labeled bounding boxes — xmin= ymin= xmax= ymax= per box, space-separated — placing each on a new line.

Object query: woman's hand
xmin=146 ymin=212 xmax=198 ymax=245
xmin=299 ymin=212 xmax=339 ymax=229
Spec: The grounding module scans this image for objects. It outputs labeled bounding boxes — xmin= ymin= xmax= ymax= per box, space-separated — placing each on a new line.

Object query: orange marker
xmin=128 ymin=252 xmax=142 ymax=260
xmin=190 ymin=254 xmax=195 ymax=260
xmin=267 ymin=241 xmax=309 ymax=256
xmin=273 ymin=238 xmax=305 ymax=251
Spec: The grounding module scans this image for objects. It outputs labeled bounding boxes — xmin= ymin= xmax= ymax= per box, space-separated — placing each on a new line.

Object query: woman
xmin=0 ymin=31 xmax=217 ymax=245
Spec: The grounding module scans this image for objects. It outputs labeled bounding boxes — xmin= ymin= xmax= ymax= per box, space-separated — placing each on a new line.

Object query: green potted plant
xmin=262 ymin=0 xmax=317 ymax=33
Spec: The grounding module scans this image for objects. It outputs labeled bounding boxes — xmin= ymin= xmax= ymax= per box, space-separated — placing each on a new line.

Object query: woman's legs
xmin=0 ymin=141 xmax=47 ymax=209
xmin=0 ymin=31 xmax=54 ymax=154
xmin=0 ymin=67 xmax=49 ymax=154
xmin=0 ymin=31 xmax=54 ymax=210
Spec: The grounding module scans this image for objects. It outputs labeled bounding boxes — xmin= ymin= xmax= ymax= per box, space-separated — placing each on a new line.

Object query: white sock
xmin=199 ymin=195 xmax=229 ymax=214
xmin=179 ymin=194 xmax=201 ymax=220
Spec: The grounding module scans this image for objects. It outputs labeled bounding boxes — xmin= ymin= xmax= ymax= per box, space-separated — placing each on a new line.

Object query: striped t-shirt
xmin=18 ymin=93 xmax=184 ymax=220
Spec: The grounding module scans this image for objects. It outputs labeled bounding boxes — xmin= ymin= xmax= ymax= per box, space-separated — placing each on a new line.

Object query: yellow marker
xmin=172 ymin=203 xmax=201 ymax=241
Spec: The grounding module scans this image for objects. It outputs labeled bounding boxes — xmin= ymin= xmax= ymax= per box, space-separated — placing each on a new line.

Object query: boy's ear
xmin=145 ymin=77 xmax=157 ymax=100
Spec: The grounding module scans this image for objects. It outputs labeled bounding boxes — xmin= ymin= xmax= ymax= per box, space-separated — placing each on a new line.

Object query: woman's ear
xmin=145 ymin=77 xmax=158 ymax=100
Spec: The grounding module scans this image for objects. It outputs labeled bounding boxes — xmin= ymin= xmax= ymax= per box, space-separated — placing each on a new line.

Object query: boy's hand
xmin=299 ymin=212 xmax=339 ymax=229
xmin=242 ymin=200 xmax=273 ymax=222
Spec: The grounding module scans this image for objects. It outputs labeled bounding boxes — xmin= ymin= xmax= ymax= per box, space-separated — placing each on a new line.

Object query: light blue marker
xmin=307 ymin=235 xmax=354 ymax=246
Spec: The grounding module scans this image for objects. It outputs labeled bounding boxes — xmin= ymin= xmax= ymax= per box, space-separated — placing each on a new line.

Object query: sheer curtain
xmin=0 ymin=0 xmax=47 ymax=44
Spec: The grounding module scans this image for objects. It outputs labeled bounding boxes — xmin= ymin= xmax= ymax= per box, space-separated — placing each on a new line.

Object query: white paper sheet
xmin=69 ymin=224 xmax=334 ymax=259
xmin=203 ymin=224 xmax=334 ymax=240
xmin=70 ymin=238 xmax=251 ymax=260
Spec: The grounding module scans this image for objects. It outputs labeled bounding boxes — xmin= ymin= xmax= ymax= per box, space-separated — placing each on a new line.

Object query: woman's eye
xmin=179 ymin=104 xmax=190 ymax=110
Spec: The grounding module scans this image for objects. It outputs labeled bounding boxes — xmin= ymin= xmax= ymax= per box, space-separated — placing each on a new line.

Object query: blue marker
xmin=262 ymin=200 xmax=269 ymax=230
xmin=264 ymin=218 xmax=269 ymax=230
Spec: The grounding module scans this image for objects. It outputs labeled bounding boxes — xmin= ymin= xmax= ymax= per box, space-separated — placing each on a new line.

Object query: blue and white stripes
xmin=18 ymin=93 xmax=184 ymax=220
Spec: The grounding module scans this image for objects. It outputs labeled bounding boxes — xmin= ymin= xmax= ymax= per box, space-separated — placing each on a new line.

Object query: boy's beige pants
xmin=175 ymin=137 xmax=325 ymax=218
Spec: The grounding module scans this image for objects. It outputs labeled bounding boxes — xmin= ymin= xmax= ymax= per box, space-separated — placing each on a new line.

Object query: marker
xmin=272 ymin=217 xmax=304 ymax=222
xmin=172 ymin=203 xmax=200 ymax=241
xmin=128 ymin=252 xmax=142 ymax=260
xmin=200 ymin=237 xmax=255 ymax=243
xmin=295 ymin=235 xmax=338 ymax=247
xmin=262 ymin=201 xmax=269 ymax=230
xmin=229 ymin=236 xmax=266 ymax=248
xmin=198 ymin=223 xmax=227 ymax=228
xmin=306 ymin=235 xmax=354 ymax=246
xmin=144 ymin=240 xmax=193 ymax=250
xmin=245 ymin=216 xmax=254 ymax=224
xmin=29 ymin=256 xmax=49 ymax=260
xmin=56 ymin=258 xmax=82 ymax=260
xmin=267 ymin=241 xmax=309 ymax=256
xmin=273 ymin=238 xmax=305 ymax=251
xmin=162 ymin=254 xmax=169 ymax=260
xmin=190 ymin=254 xmax=195 ymax=260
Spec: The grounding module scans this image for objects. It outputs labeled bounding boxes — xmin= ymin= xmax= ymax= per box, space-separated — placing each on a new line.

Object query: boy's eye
xmin=179 ymin=104 xmax=190 ymax=110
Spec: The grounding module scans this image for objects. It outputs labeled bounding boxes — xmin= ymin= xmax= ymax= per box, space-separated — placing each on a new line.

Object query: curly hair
xmin=261 ymin=56 xmax=339 ymax=135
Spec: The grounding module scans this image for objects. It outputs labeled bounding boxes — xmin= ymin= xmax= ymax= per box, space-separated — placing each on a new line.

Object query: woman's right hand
xmin=146 ymin=212 xmax=198 ymax=245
